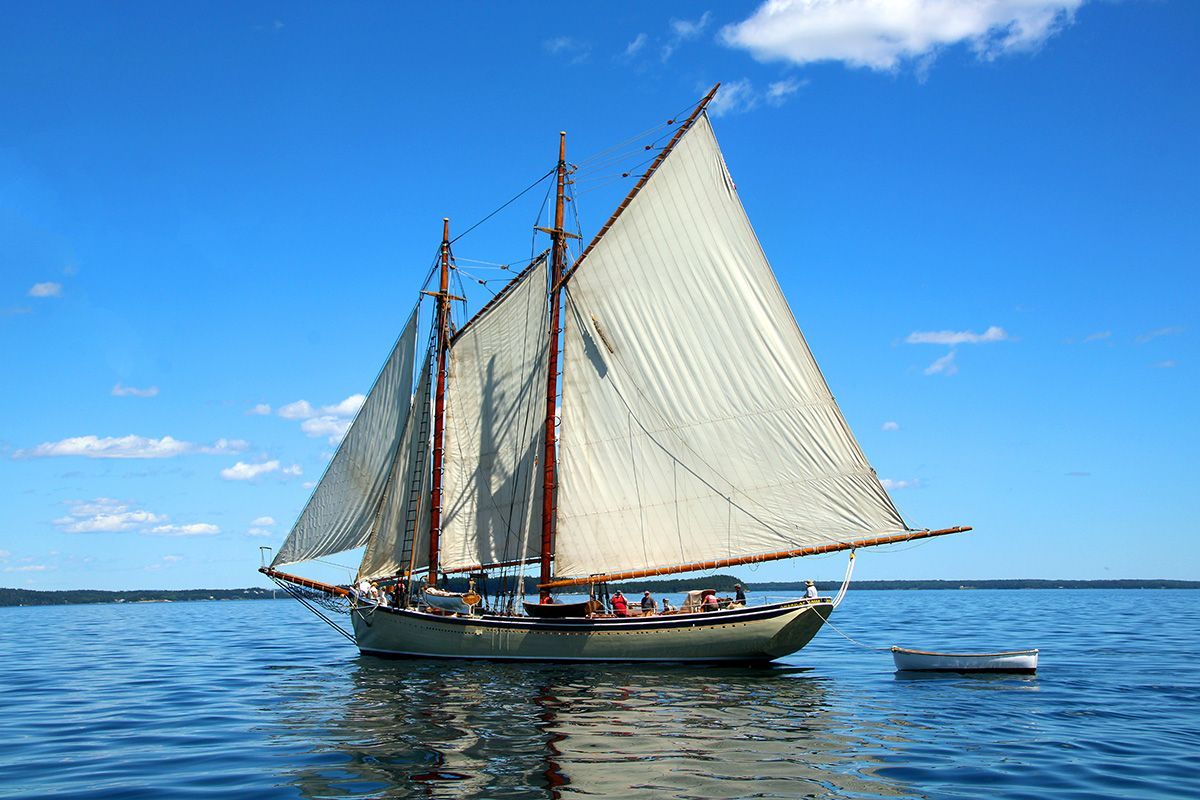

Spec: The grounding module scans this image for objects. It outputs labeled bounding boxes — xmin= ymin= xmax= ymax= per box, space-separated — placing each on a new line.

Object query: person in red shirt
xmin=611 ymin=591 xmax=629 ymax=617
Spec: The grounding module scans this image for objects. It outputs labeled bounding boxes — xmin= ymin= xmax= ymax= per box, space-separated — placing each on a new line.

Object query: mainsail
xmin=272 ymin=306 xmax=420 ymax=568
xmin=358 ymin=355 xmax=433 ymax=581
xmin=555 ymin=114 xmax=908 ymax=580
xmin=438 ymin=259 xmax=549 ymax=572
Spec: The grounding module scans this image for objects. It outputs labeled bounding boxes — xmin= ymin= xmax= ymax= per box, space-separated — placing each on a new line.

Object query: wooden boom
xmin=259 ymin=566 xmax=350 ymax=596
xmin=537 ymin=526 xmax=972 ymax=590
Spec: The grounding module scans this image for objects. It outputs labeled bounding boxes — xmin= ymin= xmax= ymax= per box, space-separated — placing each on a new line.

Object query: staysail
xmin=272 ymin=306 xmax=419 ymax=568
xmin=437 ymin=259 xmax=549 ymax=572
xmin=357 ymin=354 xmax=433 ymax=581
xmin=555 ymin=114 xmax=908 ymax=580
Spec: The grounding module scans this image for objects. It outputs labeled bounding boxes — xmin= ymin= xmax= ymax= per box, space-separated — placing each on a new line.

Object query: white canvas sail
xmin=555 ymin=114 xmax=907 ymax=580
xmin=438 ymin=260 xmax=549 ymax=572
xmin=272 ymin=307 xmax=419 ymax=568
xmin=358 ymin=356 xmax=433 ymax=582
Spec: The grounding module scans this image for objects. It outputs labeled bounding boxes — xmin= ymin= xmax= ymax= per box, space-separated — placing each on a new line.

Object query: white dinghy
xmin=892 ymin=646 xmax=1038 ymax=674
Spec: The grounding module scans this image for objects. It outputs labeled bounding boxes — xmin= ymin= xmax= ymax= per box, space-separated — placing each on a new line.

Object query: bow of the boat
xmin=762 ymin=599 xmax=834 ymax=659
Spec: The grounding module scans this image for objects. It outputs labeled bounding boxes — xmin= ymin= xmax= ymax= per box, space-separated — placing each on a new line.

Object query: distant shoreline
xmin=2 ymin=579 xmax=1198 ymax=607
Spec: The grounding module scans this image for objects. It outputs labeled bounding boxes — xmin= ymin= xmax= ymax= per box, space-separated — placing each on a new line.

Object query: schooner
xmin=261 ymin=86 xmax=969 ymax=663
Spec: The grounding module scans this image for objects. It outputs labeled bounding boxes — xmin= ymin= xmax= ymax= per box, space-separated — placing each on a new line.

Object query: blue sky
xmin=2 ymin=1 xmax=1196 ymax=591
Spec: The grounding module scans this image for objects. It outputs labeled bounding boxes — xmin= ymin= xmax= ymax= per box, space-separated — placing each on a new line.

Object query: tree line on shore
xmin=3 ymin=577 xmax=1197 ymax=607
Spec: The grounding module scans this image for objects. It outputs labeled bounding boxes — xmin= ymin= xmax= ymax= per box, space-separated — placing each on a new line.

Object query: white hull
xmin=351 ymin=599 xmax=832 ymax=663
xmin=891 ymin=646 xmax=1038 ymax=673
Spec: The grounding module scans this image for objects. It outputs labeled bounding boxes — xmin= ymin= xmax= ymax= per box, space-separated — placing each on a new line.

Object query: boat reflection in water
xmin=275 ymin=657 xmax=913 ymax=799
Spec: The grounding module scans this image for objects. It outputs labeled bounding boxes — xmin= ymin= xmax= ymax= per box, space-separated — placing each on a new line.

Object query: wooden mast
xmin=427 ymin=217 xmax=452 ymax=586
xmin=539 ymin=132 xmax=568 ymax=596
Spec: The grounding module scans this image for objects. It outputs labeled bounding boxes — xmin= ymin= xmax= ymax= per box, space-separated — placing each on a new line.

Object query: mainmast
xmin=427 ymin=217 xmax=452 ymax=586
xmin=539 ymin=132 xmax=569 ymax=594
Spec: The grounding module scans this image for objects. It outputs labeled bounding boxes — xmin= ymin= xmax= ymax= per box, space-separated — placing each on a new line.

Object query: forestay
xmin=556 ymin=114 xmax=908 ymax=580
xmin=438 ymin=260 xmax=549 ymax=571
xmin=272 ymin=307 xmax=419 ymax=567
xmin=358 ymin=356 xmax=432 ymax=581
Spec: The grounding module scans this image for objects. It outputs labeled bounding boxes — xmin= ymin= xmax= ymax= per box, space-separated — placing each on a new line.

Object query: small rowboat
xmin=891 ymin=646 xmax=1038 ymax=673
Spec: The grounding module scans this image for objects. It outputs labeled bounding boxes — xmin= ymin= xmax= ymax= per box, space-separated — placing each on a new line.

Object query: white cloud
xmin=543 ymin=35 xmax=591 ymax=63
xmin=247 ymin=403 xmax=272 ymax=415
xmin=709 ymin=79 xmax=761 ymax=117
xmin=321 ymin=394 xmax=365 ymax=417
xmin=149 ymin=523 xmax=220 ymax=536
xmin=924 ymin=350 xmax=959 ymax=376
xmin=220 ymin=460 xmax=280 ymax=481
xmin=16 ymin=435 xmax=188 ymax=459
xmin=277 ymin=395 xmax=362 ymax=441
xmin=1083 ymin=331 xmax=1111 ymax=343
xmin=246 ymin=528 xmax=275 ymax=538
xmin=301 ymin=416 xmax=351 ymax=443
xmin=197 ymin=438 xmax=249 ymax=455
xmin=111 ymin=383 xmax=159 ymax=398
xmin=623 ymin=33 xmax=648 ymax=58
xmin=162 ymin=555 xmax=183 ymax=562
xmin=277 ymin=400 xmax=315 ymax=420
xmin=28 ymin=281 xmax=62 ymax=297
xmin=1152 ymin=360 xmax=1177 ymax=369
xmin=881 ymin=478 xmax=921 ymax=490
xmin=882 ymin=421 xmax=900 ymax=431
xmin=1136 ymin=326 xmax=1184 ymax=344
xmin=707 ymin=77 xmax=805 ymax=116
xmin=302 ymin=481 xmax=316 ymax=489
xmin=721 ymin=0 xmax=1085 ymax=72
xmin=766 ymin=77 xmax=806 ymax=105
xmin=906 ymin=325 xmax=1009 ymax=345
xmin=0 ymin=549 xmax=10 ymax=559
xmin=281 ymin=463 xmax=303 ymax=476
xmin=4 ymin=564 xmax=47 ymax=573
xmin=663 ymin=11 xmax=712 ymax=61
xmin=251 ymin=516 xmax=276 ymax=527
xmin=14 ymin=435 xmax=246 ymax=459
xmin=53 ymin=498 xmax=167 ymax=533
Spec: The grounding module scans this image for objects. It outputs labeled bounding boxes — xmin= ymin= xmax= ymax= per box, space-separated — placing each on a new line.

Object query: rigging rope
xmin=450 ymin=167 xmax=556 ymax=245
xmin=270 ymin=577 xmax=356 ymax=644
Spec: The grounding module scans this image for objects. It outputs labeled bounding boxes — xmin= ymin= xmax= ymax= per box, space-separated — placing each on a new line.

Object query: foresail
xmin=556 ymin=114 xmax=908 ymax=580
xmin=358 ymin=356 xmax=432 ymax=581
xmin=272 ymin=306 xmax=419 ymax=568
xmin=439 ymin=260 xmax=548 ymax=572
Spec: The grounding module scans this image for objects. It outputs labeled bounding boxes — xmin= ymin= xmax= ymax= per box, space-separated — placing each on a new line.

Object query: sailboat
xmin=260 ymin=85 xmax=970 ymax=663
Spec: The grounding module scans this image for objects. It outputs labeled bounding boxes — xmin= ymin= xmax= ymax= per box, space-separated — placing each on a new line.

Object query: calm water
xmin=1 ymin=589 xmax=1197 ymax=799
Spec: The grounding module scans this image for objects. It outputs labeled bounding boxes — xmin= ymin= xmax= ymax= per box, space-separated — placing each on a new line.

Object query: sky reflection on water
xmin=1 ymin=590 xmax=1197 ymax=799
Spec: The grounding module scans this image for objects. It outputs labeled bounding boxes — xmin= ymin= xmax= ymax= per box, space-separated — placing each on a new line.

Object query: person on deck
xmin=540 ymin=593 xmax=555 ymax=604
xmin=702 ymin=592 xmax=719 ymax=612
xmin=805 ymin=580 xmax=819 ymax=600
xmin=641 ymin=591 xmax=657 ymax=616
xmin=734 ymin=584 xmax=746 ymax=604
xmin=611 ymin=591 xmax=629 ymax=616
xmin=661 ymin=597 xmax=674 ymax=613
